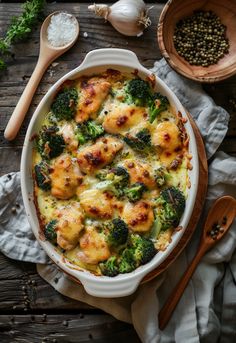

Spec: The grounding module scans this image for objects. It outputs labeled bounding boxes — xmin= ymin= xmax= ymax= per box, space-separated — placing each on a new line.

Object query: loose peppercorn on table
xmin=0 ymin=2 xmax=236 ymax=342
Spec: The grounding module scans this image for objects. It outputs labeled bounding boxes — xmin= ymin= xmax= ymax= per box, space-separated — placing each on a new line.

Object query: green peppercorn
xmin=173 ymin=10 xmax=229 ymax=67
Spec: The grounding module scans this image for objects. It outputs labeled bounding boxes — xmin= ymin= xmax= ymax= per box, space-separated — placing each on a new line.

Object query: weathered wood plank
xmin=0 ymin=253 xmax=92 ymax=311
xmin=0 ymin=276 xmax=94 ymax=311
xmin=0 ymin=147 xmax=22 ymax=175
xmin=0 ymin=314 xmax=141 ymax=343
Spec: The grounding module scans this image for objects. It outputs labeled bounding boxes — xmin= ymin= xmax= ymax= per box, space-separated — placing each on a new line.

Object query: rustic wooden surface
xmin=0 ymin=2 xmax=236 ymax=342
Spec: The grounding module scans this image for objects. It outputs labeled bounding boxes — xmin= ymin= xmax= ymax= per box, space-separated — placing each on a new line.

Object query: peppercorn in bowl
xmin=21 ymin=48 xmax=199 ymax=297
xmin=158 ymin=0 xmax=236 ymax=82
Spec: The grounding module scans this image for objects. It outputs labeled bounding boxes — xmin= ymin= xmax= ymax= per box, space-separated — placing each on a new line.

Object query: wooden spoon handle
xmin=158 ymin=246 xmax=206 ymax=330
xmin=4 ymin=58 xmax=49 ymax=141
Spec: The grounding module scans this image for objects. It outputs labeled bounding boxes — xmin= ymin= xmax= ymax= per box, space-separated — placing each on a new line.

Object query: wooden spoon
xmin=4 ymin=11 xmax=79 ymax=141
xmin=158 ymin=195 xmax=236 ymax=331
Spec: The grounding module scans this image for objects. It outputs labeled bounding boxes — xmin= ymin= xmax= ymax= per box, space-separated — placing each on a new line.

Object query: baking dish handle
xmin=78 ymin=48 xmax=145 ymax=71
xmin=78 ymin=274 xmax=144 ymax=298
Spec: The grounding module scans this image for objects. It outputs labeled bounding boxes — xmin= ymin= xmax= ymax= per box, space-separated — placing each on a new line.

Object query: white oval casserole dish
xmin=21 ymin=48 xmax=199 ymax=298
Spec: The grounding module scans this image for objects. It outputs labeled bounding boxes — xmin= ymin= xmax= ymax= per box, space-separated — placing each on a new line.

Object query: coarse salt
xmin=47 ymin=12 xmax=78 ymax=48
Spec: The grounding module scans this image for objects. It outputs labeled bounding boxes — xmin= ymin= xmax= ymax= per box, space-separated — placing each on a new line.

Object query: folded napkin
xmin=0 ymin=59 xmax=235 ymax=343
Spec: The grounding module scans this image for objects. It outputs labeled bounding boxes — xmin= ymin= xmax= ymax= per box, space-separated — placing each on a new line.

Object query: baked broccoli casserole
xmin=32 ymin=69 xmax=191 ymax=276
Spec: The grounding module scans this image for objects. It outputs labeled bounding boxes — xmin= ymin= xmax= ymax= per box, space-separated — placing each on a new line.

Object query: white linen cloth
xmin=0 ymin=59 xmax=235 ymax=343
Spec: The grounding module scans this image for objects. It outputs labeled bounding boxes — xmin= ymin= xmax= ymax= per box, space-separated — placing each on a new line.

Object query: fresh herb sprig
xmin=0 ymin=0 xmax=45 ymax=70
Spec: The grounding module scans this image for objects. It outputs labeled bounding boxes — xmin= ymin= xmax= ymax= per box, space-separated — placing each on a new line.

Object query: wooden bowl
xmin=157 ymin=0 xmax=236 ymax=83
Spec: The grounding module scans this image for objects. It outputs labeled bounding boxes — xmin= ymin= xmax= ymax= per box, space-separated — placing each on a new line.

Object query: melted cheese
xmin=78 ymin=226 xmax=111 ymax=264
xmin=54 ymin=203 xmax=84 ymax=250
xmin=75 ymin=79 xmax=111 ymax=123
xmin=79 ymin=189 xmax=114 ymax=219
xmin=152 ymin=121 xmax=181 ymax=151
xmin=121 ymin=201 xmax=154 ymax=232
xmin=50 ymin=154 xmax=82 ymax=199
xmin=122 ymin=159 xmax=156 ymax=189
xmin=60 ymin=122 xmax=78 ymax=152
xmin=155 ymin=229 xmax=172 ymax=251
xmin=152 ymin=121 xmax=183 ymax=167
xmin=77 ymin=136 xmax=123 ymax=174
xmin=103 ymin=104 xmax=148 ymax=135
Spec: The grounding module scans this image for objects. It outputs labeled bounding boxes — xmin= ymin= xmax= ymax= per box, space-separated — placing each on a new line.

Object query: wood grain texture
xmin=0 ymin=314 xmax=140 ymax=343
xmin=0 ymin=254 xmax=92 ymax=311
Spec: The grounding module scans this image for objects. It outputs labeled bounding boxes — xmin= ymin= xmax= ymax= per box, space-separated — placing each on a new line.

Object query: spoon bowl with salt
xmin=4 ymin=11 xmax=79 ymax=141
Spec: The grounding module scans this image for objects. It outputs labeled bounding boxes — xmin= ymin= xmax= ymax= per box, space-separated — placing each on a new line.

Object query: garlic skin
xmin=88 ymin=0 xmax=151 ymax=37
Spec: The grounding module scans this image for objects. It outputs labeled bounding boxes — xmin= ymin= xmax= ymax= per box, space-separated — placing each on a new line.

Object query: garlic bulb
xmin=88 ymin=0 xmax=151 ymax=37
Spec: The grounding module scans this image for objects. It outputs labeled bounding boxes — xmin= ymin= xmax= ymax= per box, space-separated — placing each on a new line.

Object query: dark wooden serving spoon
xmin=158 ymin=195 xmax=236 ymax=330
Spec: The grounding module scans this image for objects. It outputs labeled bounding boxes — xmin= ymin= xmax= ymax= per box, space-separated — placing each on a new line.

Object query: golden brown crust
xmin=152 ymin=121 xmax=182 ymax=151
xmin=103 ymin=105 xmax=148 ymax=135
xmin=60 ymin=123 xmax=78 ymax=152
xmin=79 ymin=189 xmax=114 ymax=219
xmin=121 ymin=201 xmax=154 ymax=232
xmin=50 ymin=154 xmax=83 ymax=199
xmin=123 ymin=159 xmax=156 ymax=189
xmin=77 ymin=137 xmax=123 ymax=174
xmin=54 ymin=203 xmax=84 ymax=250
xmin=78 ymin=227 xmax=111 ymax=264
xmin=75 ymin=79 xmax=111 ymax=123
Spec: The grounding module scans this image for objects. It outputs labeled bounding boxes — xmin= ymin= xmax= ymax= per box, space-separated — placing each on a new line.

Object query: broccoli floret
xmin=118 ymin=234 xmax=157 ymax=274
xmin=34 ymin=161 xmax=51 ymax=191
xmin=75 ymin=120 xmax=104 ymax=144
xmin=107 ymin=218 xmax=129 ymax=247
xmin=154 ymin=166 xmax=169 ymax=187
xmin=130 ymin=234 xmax=157 ymax=265
xmin=159 ymin=203 xmax=179 ymax=230
xmin=157 ymin=186 xmax=186 ymax=230
xmin=36 ymin=126 xmax=65 ymax=159
xmin=96 ymin=166 xmax=130 ymax=197
xmin=118 ymin=248 xmax=137 ymax=274
xmin=96 ymin=180 xmax=123 ymax=198
xmin=124 ymin=79 xmax=169 ymax=123
xmin=85 ymin=121 xmax=104 ymax=139
xmin=44 ymin=220 xmax=57 ymax=243
xmin=160 ymin=186 xmax=186 ymax=218
xmin=125 ymin=79 xmax=151 ymax=106
xmin=149 ymin=92 xmax=169 ymax=123
xmin=99 ymin=256 xmax=119 ymax=277
xmin=97 ymin=166 xmax=129 ymax=185
xmin=51 ymin=87 xmax=78 ymax=121
xmin=124 ymin=128 xmax=151 ymax=152
xmin=136 ymin=129 xmax=151 ymax=145
xmin=124 ymin=182 xmax=147 ymax=202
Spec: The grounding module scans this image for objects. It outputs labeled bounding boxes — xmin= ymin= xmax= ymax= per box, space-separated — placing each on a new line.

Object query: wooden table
xmin=0 ymin=2 xmax=235 ymax=342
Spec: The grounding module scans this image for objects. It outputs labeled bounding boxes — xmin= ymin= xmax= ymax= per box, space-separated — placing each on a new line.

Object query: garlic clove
xmin=88 ymin=0 xmax=151 ymax=37
xmin=88 ymin=4 xmax=110 ymax=21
